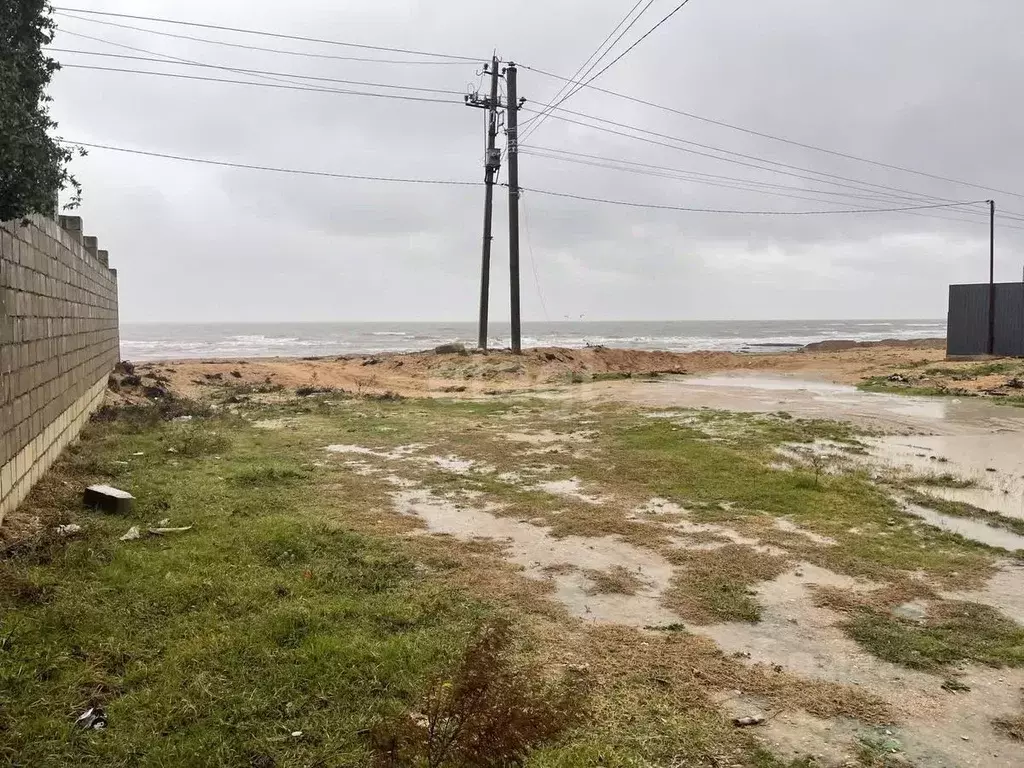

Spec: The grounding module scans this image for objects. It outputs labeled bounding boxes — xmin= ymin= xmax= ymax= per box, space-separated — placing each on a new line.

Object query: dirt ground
xmin=130 ymin=339 xmax=956 ymax=402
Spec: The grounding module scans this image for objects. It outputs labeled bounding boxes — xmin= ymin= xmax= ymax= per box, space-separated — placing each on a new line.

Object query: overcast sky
xmin=48 ymin=0 xmax=1024 ymax=323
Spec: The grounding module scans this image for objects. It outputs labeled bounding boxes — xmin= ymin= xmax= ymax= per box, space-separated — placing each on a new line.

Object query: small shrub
xmin=372 ymin=618 xmax=588 ymax=767
xmin=166 ymin=424 xmax=231 ymax=457
xmin=296 ymin=385 xmax=338 ymax=397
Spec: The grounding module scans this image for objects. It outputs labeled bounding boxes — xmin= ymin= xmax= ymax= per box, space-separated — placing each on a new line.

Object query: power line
xmin=55 ymin=12 xmax=472 ymax=66
xmin=526 ymin=106 xmax=1024 ymax=222
xmin=514 ymin=187 xmax=989 ymax=216
xmin=573 ymin=0 xmax=695 ymax=90
xmin=520 ymin=0 xmax=656 ymax=143
xmin=62 ymin=140 xmax=483 ymax=186
xmin=523 ymin=64 xmax=1024 ymax=203
xmin=50 ymin=49 xmax=467 ymax=95
xmin=520 ymin=147 xmax=1024 ymax=229
xmin=59 ymin=64 xmax=464 ymax=104
xmin=519 ymin=0 xmax=646 ymax=132
xmin=52 ymin=6 xmax=482 ymax=62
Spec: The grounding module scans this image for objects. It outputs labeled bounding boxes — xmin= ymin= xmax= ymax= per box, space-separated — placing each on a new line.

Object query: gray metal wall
xmin=947 ymin=282 xmax=1024 ymax=356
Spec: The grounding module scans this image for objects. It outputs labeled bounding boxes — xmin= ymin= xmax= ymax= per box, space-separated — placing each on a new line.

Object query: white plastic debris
xmin=119 ymin=526 xmax=141 ymax=542
xmin=55 ymin=524 xmax=82 ymax=536
xmin=75 ymin=707 xmax=107 ymax=730
xmin=148 ymin=526 xmax=193 ymax=535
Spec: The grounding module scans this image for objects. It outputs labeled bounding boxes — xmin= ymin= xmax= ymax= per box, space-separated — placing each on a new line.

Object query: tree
xmin=0 ymin=1 xmax=83 ymax=222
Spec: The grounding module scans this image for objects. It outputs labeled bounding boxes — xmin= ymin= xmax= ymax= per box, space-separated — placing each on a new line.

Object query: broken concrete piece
xmin=84 ymin=485 xmax=134 ymax=514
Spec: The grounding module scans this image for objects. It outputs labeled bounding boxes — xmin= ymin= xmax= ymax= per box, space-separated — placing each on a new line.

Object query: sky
xmin=46 ymin=0 xmax=1024 ymax=323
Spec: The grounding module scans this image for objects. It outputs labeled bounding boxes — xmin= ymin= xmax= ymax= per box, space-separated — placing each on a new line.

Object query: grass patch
xmin=924 ymin=362 xmax=1021 ymax=379
xmin=597 ymin=418 xmax=994 ymax=587
xmin=0 ymin=415 xmax=489 ymax=766
xmin=583 ymin=566 xmax=647 ymax=596
xmin=840 ymin=600 xmax=1024 ymax=672
xmin=911 ymin=473 xmax=977 ymax=489
xmin=662 ymin=545 xmax=789 ymax=624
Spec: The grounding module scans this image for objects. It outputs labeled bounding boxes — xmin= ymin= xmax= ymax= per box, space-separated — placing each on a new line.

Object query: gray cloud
xmin=48 ymin=0 xmax=1024 ymax=323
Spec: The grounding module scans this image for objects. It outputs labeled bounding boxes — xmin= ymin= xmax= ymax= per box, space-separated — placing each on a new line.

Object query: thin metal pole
xmin=477 ymin=56 xmax=500 ymax=350
xmin=988 ymin=199 xmax=996 ymax=355
xmin=506 ymin=62 xmax=522 ymax=354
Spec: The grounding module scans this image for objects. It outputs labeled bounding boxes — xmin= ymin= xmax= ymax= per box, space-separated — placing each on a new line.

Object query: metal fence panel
xmin=947 ymin=283 xmax=1024 ymax=356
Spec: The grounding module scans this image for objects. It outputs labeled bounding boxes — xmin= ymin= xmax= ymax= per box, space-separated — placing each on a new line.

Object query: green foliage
xmin=0 ymin=1 xmax=83 ymax=220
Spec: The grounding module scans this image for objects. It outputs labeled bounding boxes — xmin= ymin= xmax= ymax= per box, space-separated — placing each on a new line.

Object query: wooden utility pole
xmin=506 ymin=62 xmax=522 ymax=354
xmin=465 ymin=56 xmax=502 ymax=350
xmin=988 ymin=199 xmax=996 ymax=355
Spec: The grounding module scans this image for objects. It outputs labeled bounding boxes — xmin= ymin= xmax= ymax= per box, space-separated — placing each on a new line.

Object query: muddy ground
xmin=8 ymin=340 xmax=1024 ymax=766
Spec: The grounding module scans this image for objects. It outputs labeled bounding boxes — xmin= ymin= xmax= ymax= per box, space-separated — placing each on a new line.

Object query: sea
xmin=119 ymin=319 xmax=947 ymax=361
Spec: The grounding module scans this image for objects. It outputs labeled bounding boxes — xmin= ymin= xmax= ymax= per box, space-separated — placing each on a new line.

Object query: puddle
xmin=697 ymin=563 xmax=1024 ymax=768
xmin=534 ymin=478 xmax=606 ymax=505
xmin=870 ymin=435 xmax=1024 ymax=520
xmin=391 ymin=489 xmax=680 ymax=626
xmin=561 ymin=373 xmax=1024 ymax=434
xmin=901 ymin=500 xmax=1024 ymax=551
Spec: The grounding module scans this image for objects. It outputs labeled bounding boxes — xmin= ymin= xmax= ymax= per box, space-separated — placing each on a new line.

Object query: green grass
xmin=0 ymin=414 xmax=489 ymax=766
xmin=841 ymin=601 xmax=1024 ymax=673
xmin=924 ymin=362 xmax=1021 ymax=379
xmin=593 ymin=418 xmax=994 ymax=585
xmin=1 ymin=399 xmax=839 ymax=767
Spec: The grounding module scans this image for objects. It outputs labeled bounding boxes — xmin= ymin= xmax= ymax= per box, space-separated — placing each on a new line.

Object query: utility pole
xmin=506 ymin=62 xmax=522 ymax=354
xmin=988 ymin=199 xmax=996 ymax=355
xmin=465 ymin=56 xmax=502 ymax=350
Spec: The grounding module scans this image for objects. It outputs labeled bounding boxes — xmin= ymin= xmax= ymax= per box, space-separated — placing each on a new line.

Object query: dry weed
xmin=371 ymin=617 xmax=588 ymax=767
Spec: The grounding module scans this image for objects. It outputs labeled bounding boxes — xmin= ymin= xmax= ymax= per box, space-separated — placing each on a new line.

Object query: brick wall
xmin=0 ymin=214 xmax=120 ymax=524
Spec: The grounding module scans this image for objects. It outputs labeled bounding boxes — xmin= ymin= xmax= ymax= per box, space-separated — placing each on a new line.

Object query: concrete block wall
xmin=0 ymin=214 xmax=120 ymax=524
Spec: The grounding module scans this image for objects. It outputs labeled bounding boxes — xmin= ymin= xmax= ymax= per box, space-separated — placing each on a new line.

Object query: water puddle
xmin=391 ymin=489 xmax=679 ymax=627
xmin=564 ymin=373 xmax=1024 ymax=433
xmin=870 ymin=435 xmax=1024 ymax=520
xmin=900 ymin=501 xmax=1024 ymax=551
